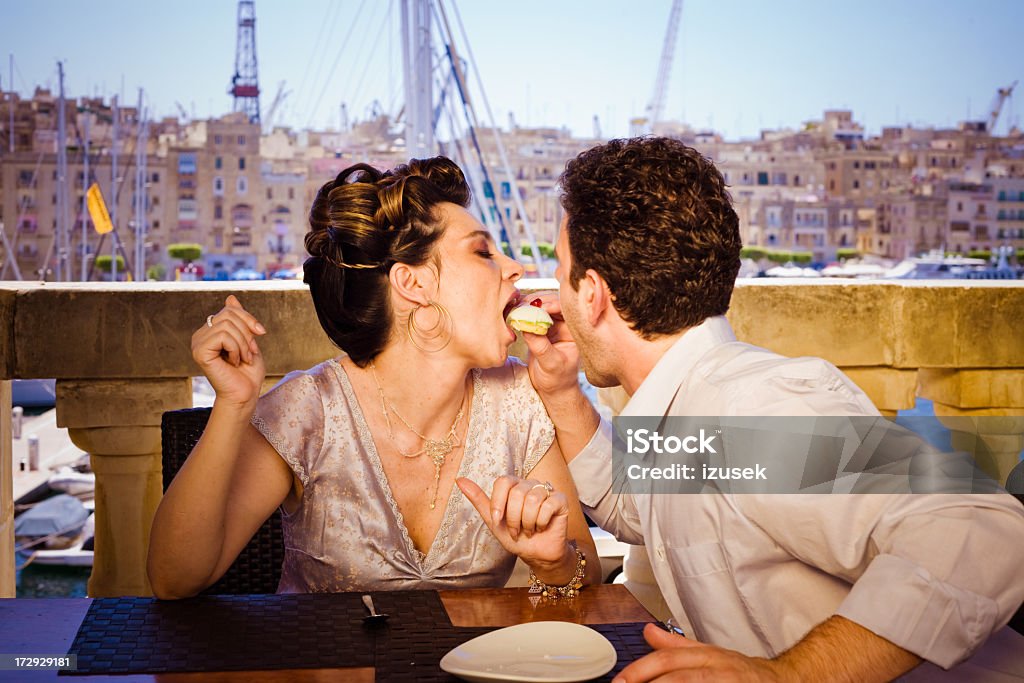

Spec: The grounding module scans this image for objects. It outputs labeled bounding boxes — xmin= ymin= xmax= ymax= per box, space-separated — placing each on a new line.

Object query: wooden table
xmin=0 ymin=584 xmax=654 ymax=681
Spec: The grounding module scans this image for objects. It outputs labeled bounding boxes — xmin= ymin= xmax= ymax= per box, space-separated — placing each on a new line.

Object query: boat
xmin=884 ymin=252 xmax=988 ymax=279
xmin=821 ymin=263 xmax=886 ymax=279
xmin=14 ymin=494 xmax=95 ymax=568
xmin=47 ymin=466 xmax=95 ymax=497
xmin=31 ymin=514 xmax=94 ymax=567
xmin=14 ymin=494 xmax=90 ymax=550
xmin=11 ymin=379 xmax=56 ymax=408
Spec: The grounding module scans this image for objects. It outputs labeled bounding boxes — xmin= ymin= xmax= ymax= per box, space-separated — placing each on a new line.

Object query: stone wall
xmin=2 ymin=279 xmax=1022 ymax=596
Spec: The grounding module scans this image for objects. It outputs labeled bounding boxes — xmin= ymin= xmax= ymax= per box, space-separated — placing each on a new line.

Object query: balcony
xmin=2 ymin=279 xmax=1023 ymax=599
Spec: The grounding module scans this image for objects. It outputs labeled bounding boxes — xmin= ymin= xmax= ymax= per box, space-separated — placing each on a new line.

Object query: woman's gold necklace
xmin=369 ymin=363 xmax=466 ymax=510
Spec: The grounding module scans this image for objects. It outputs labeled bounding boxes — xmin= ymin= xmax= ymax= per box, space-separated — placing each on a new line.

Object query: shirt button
xmin=656 ymin=546 xmax=666 ymax=561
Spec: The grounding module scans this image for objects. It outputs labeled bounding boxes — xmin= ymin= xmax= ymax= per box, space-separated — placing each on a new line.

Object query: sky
xmin=2 ymin=0 xmax=1023 ymax=141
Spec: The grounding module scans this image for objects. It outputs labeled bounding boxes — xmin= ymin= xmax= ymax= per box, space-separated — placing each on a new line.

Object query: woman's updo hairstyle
xmin=303 ymin=156 xmax=471 ymax=366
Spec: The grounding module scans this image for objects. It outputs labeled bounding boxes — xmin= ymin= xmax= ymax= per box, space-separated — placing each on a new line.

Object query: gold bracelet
xmin=528 ymin=545 xmax=586 ymax=599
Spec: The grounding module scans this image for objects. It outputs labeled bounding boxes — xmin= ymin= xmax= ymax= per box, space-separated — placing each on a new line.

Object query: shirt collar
xmin=620 ymin=315 xmax=737 ymax=418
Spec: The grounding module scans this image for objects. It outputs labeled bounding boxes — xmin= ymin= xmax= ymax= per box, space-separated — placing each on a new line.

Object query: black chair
xmin=160 ymin=407 xmax=285 ymax=594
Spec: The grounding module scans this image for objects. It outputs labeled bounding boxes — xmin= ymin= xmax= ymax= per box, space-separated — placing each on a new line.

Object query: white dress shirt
xmin=570 ymin=316 xmax=1024 ymax=679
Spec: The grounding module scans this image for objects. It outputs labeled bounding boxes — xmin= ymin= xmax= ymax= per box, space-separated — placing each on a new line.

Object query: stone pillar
xmin=841 ymin=367 xmax=918 ymax=418
xmin=919 ymin=369 xmax=1024 ymax=484
xmin=57 ymin=378 xmax=192 ymax=597
xmin=1 ymin=380 xmax=14 ymax=597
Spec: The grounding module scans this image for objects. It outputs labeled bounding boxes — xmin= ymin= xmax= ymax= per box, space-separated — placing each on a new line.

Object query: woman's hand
xmin=457 ymin=475 xmax=578 ymax=582
xmin=191 ymin=295 xmax=267 ymax=410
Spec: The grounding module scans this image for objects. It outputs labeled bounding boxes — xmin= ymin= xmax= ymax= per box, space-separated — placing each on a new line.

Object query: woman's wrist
xmin=210 ymin=396 xmax=258 ymax=424
xmin=527 ymin=542 xmax=586 ymax=594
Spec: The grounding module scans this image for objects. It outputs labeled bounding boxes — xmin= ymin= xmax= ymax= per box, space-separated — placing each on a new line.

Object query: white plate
xmin=440 ymin=621 xmax=617 ymax=683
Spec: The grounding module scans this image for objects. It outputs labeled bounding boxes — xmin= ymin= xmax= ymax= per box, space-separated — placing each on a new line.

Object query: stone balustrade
xmin=2 ymin=279 xmax=1023 ymax=598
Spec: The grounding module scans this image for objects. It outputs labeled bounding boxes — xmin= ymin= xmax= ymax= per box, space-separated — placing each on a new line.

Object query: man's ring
xmin=530 ymin=481 xmax=554 ymax=495
xmin=206 ymin=314 xmax=215 ymax=328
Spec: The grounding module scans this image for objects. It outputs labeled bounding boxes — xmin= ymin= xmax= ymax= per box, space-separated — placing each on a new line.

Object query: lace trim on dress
xmin=251 ymin=413 xmax=311 ymax=488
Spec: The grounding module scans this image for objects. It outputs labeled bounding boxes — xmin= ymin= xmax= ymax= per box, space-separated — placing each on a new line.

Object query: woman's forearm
xmin=147 ymin=400 xmax=254 ymax=598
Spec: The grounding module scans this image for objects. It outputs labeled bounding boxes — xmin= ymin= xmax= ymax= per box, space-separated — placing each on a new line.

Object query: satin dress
xmin=251 ymin=356 xmax=553 ymax=593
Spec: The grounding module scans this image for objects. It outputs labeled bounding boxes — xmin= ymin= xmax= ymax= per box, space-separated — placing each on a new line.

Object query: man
xmin=522 ymin=137 xmax=1024 ymax=681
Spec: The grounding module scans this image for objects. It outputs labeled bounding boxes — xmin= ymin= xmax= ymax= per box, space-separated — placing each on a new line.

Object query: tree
xmin=968 ymin=249 xmax=992 ymax=261
xmin=740 ymin=246 xmax=768 ymax=261
xmin=146 ymin=264 xmax=167 ymax=281
xmin=791 ymin=252 xmax=813 ymax=264
xmin=836 ymin=248 xmax=860 ymax=261
xmin=168 ymin=243 xmax=203 ymax=263
xmin=520 ymin=242 xmax=555 ymax=258
xmin=95 ymin=255 xmax=126 ymax=273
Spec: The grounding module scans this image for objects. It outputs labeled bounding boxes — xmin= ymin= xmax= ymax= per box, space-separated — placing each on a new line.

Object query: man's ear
xmin=581 ymin=268 xmax=611 ymax=327
xmin=388 ymin=262 xmax=434 ymax=307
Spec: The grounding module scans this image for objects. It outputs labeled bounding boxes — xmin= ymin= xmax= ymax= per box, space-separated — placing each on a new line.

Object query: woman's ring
xmin=530 ymin=481 xmax=554 ymax=495
xmin=206 ymin=314 xmax=215 ymax=328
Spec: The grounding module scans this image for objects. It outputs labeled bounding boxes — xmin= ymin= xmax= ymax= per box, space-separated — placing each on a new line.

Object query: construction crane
xmin=229 ymin=0 xmax=261 ymax=124
xmin=988 ymin=81 xmax=1017 ymax=135
xmin=631 ymin=0 xmax=683 ymax=136
xmin=174 ymin=101 xmax=189 ymax=124
xmin=262 ymin=81 xmax=291 ymax=133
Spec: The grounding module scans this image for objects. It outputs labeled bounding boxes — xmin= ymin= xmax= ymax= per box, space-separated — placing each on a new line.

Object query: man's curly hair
xmin=559 ymin=137 xmax=741 ymax=338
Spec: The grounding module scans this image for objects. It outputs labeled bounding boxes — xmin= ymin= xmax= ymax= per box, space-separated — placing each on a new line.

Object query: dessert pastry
xmin=506 ymin=300 xmax=554 ymax=335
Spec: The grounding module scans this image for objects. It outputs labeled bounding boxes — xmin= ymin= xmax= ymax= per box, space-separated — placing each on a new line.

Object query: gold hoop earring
xmin=407 ymin=300 xmax=453 ymax=352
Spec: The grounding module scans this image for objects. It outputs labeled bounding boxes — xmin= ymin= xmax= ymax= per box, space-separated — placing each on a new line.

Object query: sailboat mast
xmin=133 ymin=88 xmax=147 ymax=282
xmin=110 ymin=95 xmax=119 ymax=281
xmin=56 ymin=61 xmax=69 ymax=281
xmin=80 ymin=113 xmax=90 ymax=281
xmin=8 ymin=55 xmax=13 ymax=154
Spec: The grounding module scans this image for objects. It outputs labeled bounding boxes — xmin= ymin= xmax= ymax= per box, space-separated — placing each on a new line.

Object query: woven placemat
xmin=375 ymin=621 xmax=654 ymax=682
xmin=63 ymin=591 xmax=652 ymax=680
xmin=62 ymin=591 xmax=449 ymax=675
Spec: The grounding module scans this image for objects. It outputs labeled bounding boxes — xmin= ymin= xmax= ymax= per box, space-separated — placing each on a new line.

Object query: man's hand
xmin=520 ymin=291 xmax=581 ymax=397
xmin=613 ymin=623 xmax=783 ymax=683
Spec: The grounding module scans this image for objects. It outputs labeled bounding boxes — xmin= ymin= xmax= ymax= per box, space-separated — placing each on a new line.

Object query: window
xmin=267 ymin=188 xmax=272 ymax=200
xmin=214 ymin=205 xmax=223 ymax=220
xmin=213 ymin=177 xmax=224 ymax=196
xmin=288 ymin=188 xmax=295 ymax=200
xmin=151 ymin=172 xmax=160 ymax=183
xmin=238 ymin=135 xmax=245 ymax=145
xmin=237 ymin=176 xmax=248 ymax=194
xmin=214 ymin=135 xmax=222 ymax=145
xmin=215 ymin=157 xmax=223 ymax=170
xmin=793 ymin=175 xmax=800 ymax=186
xmin=239 ymin=157 xmax=246 ymax=170
xmin=177 ymin=198 xmax=198 ymax=220
xmin=853 ymin=161 xmax=860 ymax=169
xmin=853 ymin=180 xmax=860 ymax=190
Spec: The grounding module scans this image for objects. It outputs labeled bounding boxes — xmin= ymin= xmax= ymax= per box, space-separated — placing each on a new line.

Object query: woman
xmin=147 ymin=157 xmax=599 ymax=598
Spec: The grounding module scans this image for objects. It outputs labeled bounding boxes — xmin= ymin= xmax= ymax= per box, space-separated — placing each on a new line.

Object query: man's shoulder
xmin=686 ymin=342 xmax=877 ymax=416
